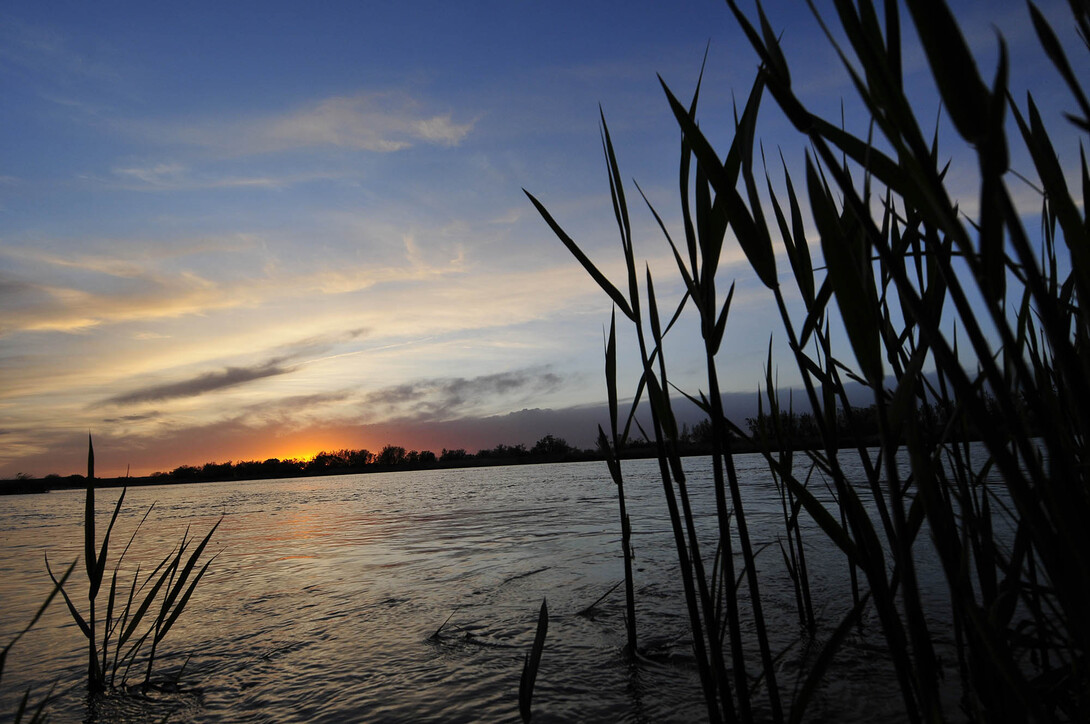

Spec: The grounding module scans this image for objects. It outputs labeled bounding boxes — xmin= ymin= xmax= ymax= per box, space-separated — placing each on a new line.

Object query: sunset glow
xmin=1 ymin=1 xmax=1081 ymax=478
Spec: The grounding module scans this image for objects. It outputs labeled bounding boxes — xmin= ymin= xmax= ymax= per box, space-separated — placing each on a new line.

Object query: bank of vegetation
xmin=3 ymin=396 xmax=1007 ymax=494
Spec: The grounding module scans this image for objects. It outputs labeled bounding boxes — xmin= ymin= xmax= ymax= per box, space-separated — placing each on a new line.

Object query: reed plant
xmin=597 ymin=311 xmax=639 ymax=654
xmin=45 ymin=435 xmax=221 ymax=694
xmin=528 ymin=0 xmax=1088 ymax=720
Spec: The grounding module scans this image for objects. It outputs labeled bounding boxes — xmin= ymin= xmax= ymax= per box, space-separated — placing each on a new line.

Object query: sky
xmin=1 ymin=0 xmax=1082 ymax=477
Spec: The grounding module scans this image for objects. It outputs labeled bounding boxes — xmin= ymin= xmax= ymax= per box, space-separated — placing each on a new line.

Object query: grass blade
xmin=519 ymin=598 xmax=549 ymax=723
xmin=45 ymin=555 xmax=90 ymax=639
xmin=523 ymin=190 xmax=634 ymax=320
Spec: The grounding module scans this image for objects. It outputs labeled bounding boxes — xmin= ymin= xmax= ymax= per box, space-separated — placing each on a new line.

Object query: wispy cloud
xmin=0 ymin=240 xmax=265 ymax=334
xmin=2 ymin=247 xmax=155 ymax=279
xmin=263 ymin=92 xmax=474 ymax=150
xmin=108 ymin=163 xmax=350 ymax=192
xmin=0 ymin=236 xmax=260 ymax=276
xmin=102 ymin=412 xmax=163 ymax=424
xmin=152 ymin=91 xmax=474 ymax=156
xmin=273 ymin=327 xmax=368 ymax=359
xmin=0 ymin=275 xmax=244 ymax=335
xmin=0 ymin=228 xmax=469 ymax=337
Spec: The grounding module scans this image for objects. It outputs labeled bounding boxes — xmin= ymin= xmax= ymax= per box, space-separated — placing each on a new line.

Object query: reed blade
xmin=45 ymin=555 xmax=90 ymax=639
xmin=85 ymin=435 xmax=96 ymax=585
xmin=523 ymin=190 xmax=634 ymax=320
xmin=518 ymin=598 xmax=549 ymax=723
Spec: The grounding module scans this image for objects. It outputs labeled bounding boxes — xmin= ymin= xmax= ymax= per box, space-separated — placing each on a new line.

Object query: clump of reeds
xmin=528 ymin=0 xmax=1089 ymax=720
xmin=45 ymin=435 xmax=221 ymax=694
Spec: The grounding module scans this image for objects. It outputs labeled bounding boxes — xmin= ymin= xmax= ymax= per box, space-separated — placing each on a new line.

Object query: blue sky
xmin=0 ymin=1 xmax=1081 ymax=477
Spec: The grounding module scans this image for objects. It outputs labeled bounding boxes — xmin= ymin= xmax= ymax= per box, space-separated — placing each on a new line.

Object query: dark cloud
xmin=242 ymin=391 xmax=354 ymax=416
xmin=363 ymin=369 xmax=564 ymax=420
xmin=103 ymin=361 xmax=293 ymax=406
xmin=97 ymin=328 xmax=367 ymax=408
xmin=0 ymin=274 xmax=34 ymax=298
xmin=102 ymin=412 xmax=163 ymax=423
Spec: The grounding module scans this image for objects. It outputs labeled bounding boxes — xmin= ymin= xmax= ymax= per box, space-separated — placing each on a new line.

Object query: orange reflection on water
xmin=257 ymin=509 xmax=334 ymax=544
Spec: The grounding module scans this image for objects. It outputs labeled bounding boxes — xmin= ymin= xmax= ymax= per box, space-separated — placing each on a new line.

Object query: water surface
xmin=1 ymin=456 xmax=948 ymax=721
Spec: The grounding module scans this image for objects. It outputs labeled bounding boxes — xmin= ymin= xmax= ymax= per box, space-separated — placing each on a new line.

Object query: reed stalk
xmin=45 ymin=435 xmax=221 ymax=694
xmin=529 ymin=0 xmax=1089 ymax=719
xmin=519 ymin=598 xmax=549 ymax=723
xmin=598 ymin=310 xmax=638 ymax=654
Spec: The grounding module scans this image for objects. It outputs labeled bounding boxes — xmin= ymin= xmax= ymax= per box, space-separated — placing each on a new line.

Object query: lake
xmin=1 ymin=455 xmax=946 ymax=722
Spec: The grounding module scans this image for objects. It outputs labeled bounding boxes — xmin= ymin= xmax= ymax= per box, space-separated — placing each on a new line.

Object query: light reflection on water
xmin=1 ymin=456 xmax=956 ymax=722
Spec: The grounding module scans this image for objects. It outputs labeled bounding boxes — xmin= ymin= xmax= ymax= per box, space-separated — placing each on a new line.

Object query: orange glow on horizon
xmin=279 ymin=449 xmax=320 ymax=463
xmin=257 ymin=429 xmax=386 ymax=465
xmin=109 ymin=425 xmax=438 ymax=478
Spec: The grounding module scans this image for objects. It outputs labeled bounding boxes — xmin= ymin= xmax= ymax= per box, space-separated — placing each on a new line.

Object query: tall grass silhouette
xmin=45 ymin=435 xmax=221 ymax=693
xmin=528 ymin=1 xmax=1088 ymax=720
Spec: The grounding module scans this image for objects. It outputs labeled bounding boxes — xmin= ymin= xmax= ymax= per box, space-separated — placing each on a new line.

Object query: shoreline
xmin=0 ymin=436 xmax=894 ymax=495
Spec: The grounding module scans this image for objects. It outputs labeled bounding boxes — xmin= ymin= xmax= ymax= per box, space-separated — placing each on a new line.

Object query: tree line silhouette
xmin=157 ymin=433 xmax=590 ymax=482
xmin=5 ymin=398 xmax=1023 ymax=490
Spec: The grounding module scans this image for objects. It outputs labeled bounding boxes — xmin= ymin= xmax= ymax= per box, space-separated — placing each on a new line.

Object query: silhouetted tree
xmin=531 ymin=434 xmax=572 ymax=458
xmin=171 ymin=465 xmax=200 ymax=480
xmin=477 ymin=443 xmax=530 ymax=459
xmin=440 ymin=448 xmax=468 ymax=462
xmin=687 ymin=418 xmax=715 ymax=446
xmin=376 ymin=445 xmax=407 ymax=466
xmin=349 ymin=449 xmax=373 ymax=467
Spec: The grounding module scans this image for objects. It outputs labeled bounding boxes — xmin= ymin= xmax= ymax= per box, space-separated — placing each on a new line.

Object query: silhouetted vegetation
xmin=744 ymin=393 xmax=1027 ymax=450
xmin=42 ymin=437 xmax=220 ymax=700
xmin=529 ymin=0 xmax=1089 ymax=720
xmin=2 ymin=433 xmax=611 ymax=491
xmin=4 ymin=403 xmax=1022 ymax=494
